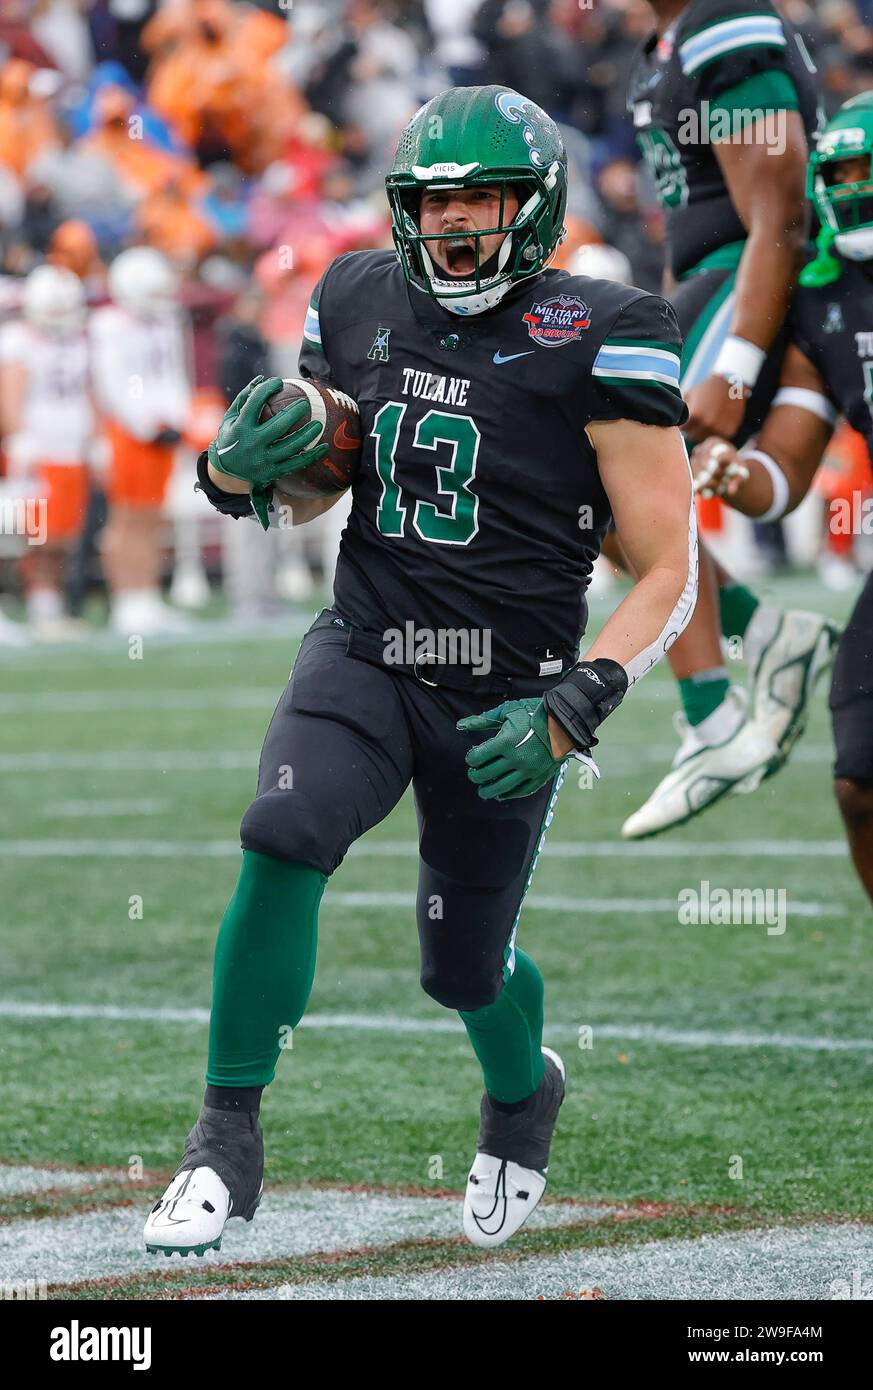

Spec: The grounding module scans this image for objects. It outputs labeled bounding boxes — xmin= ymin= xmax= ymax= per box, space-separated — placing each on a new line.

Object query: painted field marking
xmin=0 ymin=689 xmax=278 ymax=714
xmin=213 ymin=1223 xmax=873 ymax=1302
xmin=0 ymin=838 xmax=849 ymax=858
xmin=42 ymin=800 xmax=166 ymax=818
xmin=0 ymin=1165 xmax=129 ymax=1196
xmin=0 ymin=745 xmax=833 ymax=778
xmin=0 ymin=752 xmax=254 ymax=772
xmin=1 ymin=1001 xmax=871 ymax=1052
xmin=0 ymin=1188 xmax=610 ymax=1288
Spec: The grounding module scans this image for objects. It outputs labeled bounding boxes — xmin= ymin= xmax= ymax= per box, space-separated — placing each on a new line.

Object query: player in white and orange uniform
xmin=0 ymin=265 xmax=94 ymax=642
xmin=89 ymin=247 xmax=192 ymax=634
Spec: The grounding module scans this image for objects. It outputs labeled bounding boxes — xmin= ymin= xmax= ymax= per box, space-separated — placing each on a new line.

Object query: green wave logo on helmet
xmin=495 ymin=91 xmax=548 ymax=168
xmin=386 ymin=85 xmax=568 ymax=317
xmin=802 ymin=92 xmax=873 ymax=288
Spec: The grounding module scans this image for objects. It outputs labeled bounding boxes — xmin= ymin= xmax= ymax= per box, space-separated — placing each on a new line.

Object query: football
xmin=260 ymin=377 xmax=362 ymax=500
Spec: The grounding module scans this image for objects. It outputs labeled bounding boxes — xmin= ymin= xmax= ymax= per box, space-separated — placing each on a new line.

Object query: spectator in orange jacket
xmin=79 ymin=84 xmax=205 ymax=203
xmin=0 ymin=59 xmax=59 ymax=178
xmin=145 ymin=0 xmax=303 ymax=172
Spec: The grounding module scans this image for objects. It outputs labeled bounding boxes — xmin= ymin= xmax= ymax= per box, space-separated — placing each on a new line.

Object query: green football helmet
xmin=386 ymin=85 xmax=568 ymax=316
xmin=803 ymin=92 xmax=873 ymax=286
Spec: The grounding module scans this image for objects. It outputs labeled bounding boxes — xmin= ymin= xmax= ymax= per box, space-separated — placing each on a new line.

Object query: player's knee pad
xmin=419 ymin=963 xmax=503 ymax=1013
xmin=834 ymin=777 xmax=873 ymax=834
xmin=240 ymin=788 xmax=340 ymax=875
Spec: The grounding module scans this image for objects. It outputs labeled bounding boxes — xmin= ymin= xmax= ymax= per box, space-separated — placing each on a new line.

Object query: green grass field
xmin=1 ymin=574 xmax=871 ymax=1300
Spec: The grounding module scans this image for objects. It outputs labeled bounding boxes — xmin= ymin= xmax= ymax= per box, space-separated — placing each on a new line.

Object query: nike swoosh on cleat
xmin=493 ymin=350 xmax=535 ymax=365
xmin=216 ymin=440 xmax=240 ymax=456
xmin=471 ymin=1159 xmax=510 ymax=1235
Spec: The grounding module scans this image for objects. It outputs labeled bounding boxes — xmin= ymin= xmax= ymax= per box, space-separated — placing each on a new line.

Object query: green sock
xmin=719 ymin=583 xmax=759 ymax=642
xmin=206 ymin=849 xmax=326 ymax=1088
xmin=459 ymin=949 xmax=545 ymax=1104
xmin=678 ymin=668 xmax=730 ymax=727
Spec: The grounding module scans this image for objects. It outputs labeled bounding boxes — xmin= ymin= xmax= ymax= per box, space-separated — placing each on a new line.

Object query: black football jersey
xmin=628 ymin=0 xmax=823 ymax=279
xmin=298 ymin=250 xmax=688 ymax=678
xmin=790 ymin=261 xmax=873 ymax=464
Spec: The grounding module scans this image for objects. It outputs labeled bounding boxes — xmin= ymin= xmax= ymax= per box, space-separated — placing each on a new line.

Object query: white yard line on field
xmin=0 ymin=745 xmax=833 ymax=778
xmin=0 ymin=1188 xmax=609 ymax=1288
xmin=0 ymin=752 xmax=254 ymax=771
xmin=326 ymin=892 xmax=839 ymax=918
xmin=1 ymin=1000 xmax=871 ymax=1052
xmin=0 ymin=1165 xmax=128 ymax=1196
xmin=0 ymin=838 xmax=849 ymax=858
xmin=0 ymin=690 xmax=278 ymax=714
xmin=41 ymin=800 xmax=166 ymax=818
xmin=212 ymin=1223 xmax=873 ymax=1302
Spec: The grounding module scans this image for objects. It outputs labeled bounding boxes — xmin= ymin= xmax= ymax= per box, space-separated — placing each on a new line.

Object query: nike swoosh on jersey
xmin=493 ymin=350 xmax=535 ymax=365
xmin=215 ymin=440 xmax=240 ymax=456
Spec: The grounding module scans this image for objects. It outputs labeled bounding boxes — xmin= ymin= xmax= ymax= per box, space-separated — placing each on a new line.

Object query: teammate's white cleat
xmin=144 ymin=1167 xmax=231 ymax=1257
xmin=32 ymin=615 xmax=88 ymax=644
xmin=463 ymin=1047 xmax=565 ymax=1249
xmin=110 ymin=590 xmax=193 ymax=636
xmin=0 ymin=609 xmax=30 ymax=646
xmin=275 ymin=562 xmax=315 ymax=603
xmin=747 ymin=608 xmax=840 ymax=765
xmin=621 ymin=687 xmax=779 ymax=840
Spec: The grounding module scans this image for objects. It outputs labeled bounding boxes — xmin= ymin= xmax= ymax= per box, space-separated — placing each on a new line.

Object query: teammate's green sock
xmin=459 ymin=949 xmax=545 ymax=1105
xmin=206 ymin=849 xmax=326 ymax=1088
xmin=719 ymin=583 xmax=760 ymax=642
xmin=678 ymin=668 xmax=730 ymax=727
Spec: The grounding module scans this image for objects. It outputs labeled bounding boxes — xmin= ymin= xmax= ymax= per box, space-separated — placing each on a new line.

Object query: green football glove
xmin=207 ymin=375 xmax=329 ymax=529
xmin=457 ymin=698 xmax=566 ymax=801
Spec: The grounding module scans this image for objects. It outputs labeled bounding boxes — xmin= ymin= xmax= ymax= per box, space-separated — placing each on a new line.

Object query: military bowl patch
xmin=523 ymin=294 xmax=591 ymax=348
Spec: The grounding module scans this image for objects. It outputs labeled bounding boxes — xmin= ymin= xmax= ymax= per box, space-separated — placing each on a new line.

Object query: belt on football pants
xmin=343 ymin=623 xmax=571 ymax=698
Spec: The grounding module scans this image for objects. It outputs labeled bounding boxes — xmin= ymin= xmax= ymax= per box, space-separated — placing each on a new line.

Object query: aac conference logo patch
xmin=522 ymin=294 xmax=591 ymax=348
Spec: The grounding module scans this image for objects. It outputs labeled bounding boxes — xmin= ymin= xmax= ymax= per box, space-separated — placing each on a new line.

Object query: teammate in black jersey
xmin=692 ymin=94 xmax=873 ymax=903
xmin=620 ymin=0 xmax=838 ymax=840
xmin=144 ymin=86 xmax=698 ymax=1256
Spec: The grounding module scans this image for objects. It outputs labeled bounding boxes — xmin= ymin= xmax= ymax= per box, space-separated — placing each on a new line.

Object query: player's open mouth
xmin=442 ymin=237 xmax=476 ymax=276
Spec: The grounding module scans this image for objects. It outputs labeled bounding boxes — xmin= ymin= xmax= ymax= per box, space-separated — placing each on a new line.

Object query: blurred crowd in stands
xmin=0 ymin=0 xmax=871 ymax=640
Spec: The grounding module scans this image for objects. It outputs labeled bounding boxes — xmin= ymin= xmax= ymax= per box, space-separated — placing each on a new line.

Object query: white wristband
xmin=740 ymin=448 xmax=790 ymax=522
xmin=772 ymin=386 xmax=838 ymax=427
xmin=713 ymin=336 xmax=766 ymax=389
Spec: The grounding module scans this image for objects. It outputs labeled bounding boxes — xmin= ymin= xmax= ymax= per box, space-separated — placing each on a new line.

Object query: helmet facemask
xmin=816 ymin=151 xmax=873 ymax=261
xmin=388 ymin=166 xmax=565 ymax=316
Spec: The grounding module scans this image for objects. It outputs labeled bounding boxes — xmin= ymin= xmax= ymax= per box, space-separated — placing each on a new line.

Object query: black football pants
xmin=240 ymin=608 xmax=566 ymax=1012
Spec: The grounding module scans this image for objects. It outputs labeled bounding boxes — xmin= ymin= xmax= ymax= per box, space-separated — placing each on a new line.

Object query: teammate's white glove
xmin=691 ymin=437 xmax=750 ymax=499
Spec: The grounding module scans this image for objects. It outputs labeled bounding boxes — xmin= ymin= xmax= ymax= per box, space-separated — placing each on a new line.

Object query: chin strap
xmin=799 ymin=226 xmax=844 ymax=288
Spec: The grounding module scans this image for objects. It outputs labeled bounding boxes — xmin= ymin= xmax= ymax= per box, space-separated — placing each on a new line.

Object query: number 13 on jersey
xmin=372 ymin=401 xmax=481 ymax=545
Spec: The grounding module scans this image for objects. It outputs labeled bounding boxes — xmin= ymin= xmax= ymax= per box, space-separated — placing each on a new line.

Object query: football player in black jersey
xmin=621 ymin=0 xmax=839 ymax=840
xmin=691 ymin=94 xmax=873 ymax=904
xmin=144 ymin=86 xmax=698 ymax=1256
